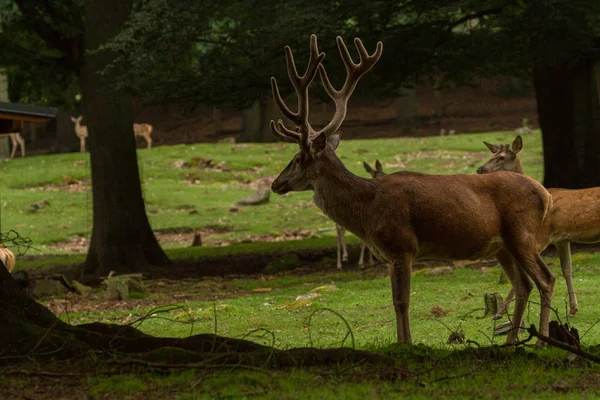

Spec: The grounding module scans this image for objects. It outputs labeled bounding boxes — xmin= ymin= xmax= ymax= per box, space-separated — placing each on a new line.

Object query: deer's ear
xmin=484 ymin=141 xmax=500 ymax=153
xmin=363 ymin=161 xmax=374 ymax=174
xmin=512 ymin=135 xmax=523 ymax=154
xmin=70 ymin=117 xmax=76 ymax=122
xmin=327 ymin=131 xmax=342 ymax=151
xmin=311 ymin=133 xmax=328 ymax=156
xmin=375 ymin=159 xmax=383 ymax=172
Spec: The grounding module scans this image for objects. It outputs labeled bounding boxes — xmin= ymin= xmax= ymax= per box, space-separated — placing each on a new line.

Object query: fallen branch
xmin=526 ymin=325 xmax=600 ymax=363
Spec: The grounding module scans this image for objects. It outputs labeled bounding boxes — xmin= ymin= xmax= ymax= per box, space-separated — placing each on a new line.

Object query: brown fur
xmin=0 ymin=244 xmax=15 ymax=273
xmin=270 ymin=34 xmax=555 ymax=344
xmin=336 ymin=160 xmax=386 ymax=269
xmin=477 ymin=135 xmax=600 ymax=317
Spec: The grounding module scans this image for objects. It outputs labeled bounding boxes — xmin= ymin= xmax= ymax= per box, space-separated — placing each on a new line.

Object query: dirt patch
xmin=46 ymin=227 xmax=316 ymax=253
xmin=25 ymin=178 xmax=90 ymax=193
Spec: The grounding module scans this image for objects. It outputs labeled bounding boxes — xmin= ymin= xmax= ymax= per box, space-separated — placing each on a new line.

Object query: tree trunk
xmin=394 ymin=87 xmax=417 ymax=135
xmin=533 ymin=58 xmax=600 ymax=188
xmin=240 ymin=96 xmax=280 ymax=142
xmin=81 ymin=0 xmax=169 ymax=276
xmin=211 ymin=106 xmax=221 ymax=137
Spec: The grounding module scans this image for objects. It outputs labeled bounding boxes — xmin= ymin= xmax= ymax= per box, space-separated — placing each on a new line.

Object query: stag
xmin=269 ymin=34 xmax=555 ymax=344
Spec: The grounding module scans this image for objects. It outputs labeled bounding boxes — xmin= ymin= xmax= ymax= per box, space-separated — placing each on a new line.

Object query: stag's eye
xmin=499 ymin=156 xmax=505 ymax=161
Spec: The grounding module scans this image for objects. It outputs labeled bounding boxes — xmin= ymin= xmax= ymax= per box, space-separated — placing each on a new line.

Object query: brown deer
xmin=0 ymin=131 xmax=25 ymax=159
xmin=133 ymin=123 xmax=153 ymax=150
xmin=478 ymin=135 xmax=598 ymax=318
xmin=70 ymin=116 xmax=88 ymax=153
xmin=269 ymin=34 xmax=555 ymax=344
xmin=71 ymin=116 xmax=153 ymax=152
xmin=336 ymin=160 xmax=385 ymax=269
xmin=0 ymin=244 xmax=15 ymax=273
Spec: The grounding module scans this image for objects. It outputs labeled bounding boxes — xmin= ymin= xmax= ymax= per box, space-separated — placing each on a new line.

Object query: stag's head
xmin=476 ymin=135 xmax=523 ymax=174
xmin=70 ymin=116 xmax=83 ymax=124
xmin=363 ymin=159 xmax=386 ymax=178
xmin=270 ymin=34 xmax=383 ymax=195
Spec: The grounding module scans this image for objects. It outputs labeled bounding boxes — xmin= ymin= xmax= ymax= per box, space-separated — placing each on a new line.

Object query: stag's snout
xmin=271 ymin=179 xmax=288 ymax=195
xmin=476 ymin=167 xmax=484 ymax=174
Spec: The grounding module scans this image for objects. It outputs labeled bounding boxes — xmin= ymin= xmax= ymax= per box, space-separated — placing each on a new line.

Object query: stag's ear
xmin=512 ymin=135 xmax=523 ymax=154
xmin=327 ymin=131 xmax=342 ymax=151
xmin=375 ymin=159 xmax=383 ymax=172
xmin=70 ymin=117 xmax=76 ymax=122
xmin=484 ymin=141 xmax=501 ymax=153
xmin=363 ymin=161 xmax=375 ymax=174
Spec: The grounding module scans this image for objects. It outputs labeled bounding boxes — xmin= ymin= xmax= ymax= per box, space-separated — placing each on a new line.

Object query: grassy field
xmin=0 ymin=131 xmax=543 ymax=255
xmin=8 ymin=131 xmax=600 ymax=399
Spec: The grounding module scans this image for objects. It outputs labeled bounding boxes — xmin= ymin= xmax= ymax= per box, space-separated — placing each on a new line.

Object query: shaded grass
xmin=0 ymin=131 xmax=543 ymax=254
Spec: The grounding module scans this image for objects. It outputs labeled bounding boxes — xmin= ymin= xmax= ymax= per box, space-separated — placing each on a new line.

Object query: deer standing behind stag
xmin=70 ymin=116 xmax=153 ymax=151
xmin=335 ymin=160 xmax=385 ymax=270
xmin=478 ymin=135 xmax=600 ymax=320
xmin=269 ymin=34 xmax=555 ymax=344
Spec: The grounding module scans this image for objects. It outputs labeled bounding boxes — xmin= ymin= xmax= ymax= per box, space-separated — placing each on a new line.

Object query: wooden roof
xmin=0 ymin=101 xmax=57 ymax=123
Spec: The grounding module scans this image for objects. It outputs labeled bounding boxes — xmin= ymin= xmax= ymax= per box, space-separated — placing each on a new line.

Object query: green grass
xmin=0 ymin=131 xmax=543 ymax=255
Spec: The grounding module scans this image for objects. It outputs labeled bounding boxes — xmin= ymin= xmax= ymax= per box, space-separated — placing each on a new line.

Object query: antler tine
xmin=270 ymin=120 xmax=302 ymax=144
xmin=270 ymin=34 xmax=325 ymax=150
xmin=317 ymin=37 xmax=383 ymax=138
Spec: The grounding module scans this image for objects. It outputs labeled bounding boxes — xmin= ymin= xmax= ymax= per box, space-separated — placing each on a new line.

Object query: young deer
xmin=270 ymin=34 xmax=555 ymax=344
xmin=0 ymin=132 xmax=26 ymax=159
xmin=336 ymin=160 xmax=385 ymax=269
xmin=70 ymin=116 xmax=88 ymax=153
xmin=71 ymin=116 xmax=153 ymax=152
xmin=0 ymin=244 xmax=15 ymax=273
xmin=477 ymin=135 xmax=599 ymax=318
xmin=133 ymin=123 xmax=153 ymax=150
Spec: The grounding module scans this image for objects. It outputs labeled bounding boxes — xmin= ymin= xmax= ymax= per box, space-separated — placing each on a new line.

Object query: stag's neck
xmin=312 ymin=154 xmax=376 ymax=238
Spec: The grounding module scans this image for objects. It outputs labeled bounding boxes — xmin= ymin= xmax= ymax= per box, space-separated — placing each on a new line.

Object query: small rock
xmin=229 ymin=206 xmax=239 ymax=213
xmin=424 ymin=266 xmax=453 ymax=276
xmin=236 ymin=187 xmax=270 ymax=206
xmin=310 ymin=285 xmax=339 ymax=293
xmin=71 ymin=280 xmax=92 ymax=295
xmin=295 ymin=292 xmax=321 ymax=301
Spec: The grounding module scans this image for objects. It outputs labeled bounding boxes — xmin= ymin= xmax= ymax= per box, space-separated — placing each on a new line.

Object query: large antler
xmin=270 ymin=34 xmax=325 ymax=151
xmin=316 ymin=37 xmax=383 ymax=138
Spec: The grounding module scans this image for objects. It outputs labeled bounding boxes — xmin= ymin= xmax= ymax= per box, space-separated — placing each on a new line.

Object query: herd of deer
xmin=1 ymin=33 xmax=597 ymax=347
xmin=268 ymin=34 xmax=600 ymax=345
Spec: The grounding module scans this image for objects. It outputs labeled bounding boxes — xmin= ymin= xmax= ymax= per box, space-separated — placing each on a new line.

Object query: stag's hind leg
xmin=496 ymin=249 xmax=532 ymax=343
xmin=505 ymin=240 xmax=555 ymax=344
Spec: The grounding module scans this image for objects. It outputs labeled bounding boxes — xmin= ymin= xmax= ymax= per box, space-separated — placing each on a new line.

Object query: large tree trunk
xmin=81 ymin=0 xmax=169 ymax=276
xmin=533 ymin=58 xmax=600 ymax=188
xmin=240 ymin=96 xmax=280 ymax=142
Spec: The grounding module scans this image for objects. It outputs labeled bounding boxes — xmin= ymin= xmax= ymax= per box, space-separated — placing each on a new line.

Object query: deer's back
xmin=547 ymin=187 xmax=600 ymax=244
xmin=366 ymin=171 xmax=550 ymax=260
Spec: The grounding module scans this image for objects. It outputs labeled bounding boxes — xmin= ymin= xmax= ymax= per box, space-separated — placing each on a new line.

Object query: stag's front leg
xmin=556 ymin=241 xmax=578 ymax=317
xmin=389 ymin=254 xmax=413 ymax=343
xmin=358 ymin=243 xmax=366 ymax=269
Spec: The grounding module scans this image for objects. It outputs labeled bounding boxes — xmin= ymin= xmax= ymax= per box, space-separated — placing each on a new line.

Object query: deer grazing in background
xmin=133 ymin=123 xmax=153 ymax=149
xmin=269 ymin=34 xmax=555 ymax=344
xmin=70 ymin=116 xmax=88 ymax=153
xmin=336 ymin=160 xmax=385 ymax=269
xmin=70 ymin=116 xmax=153 ymax=152
xmin=0 ymin=244 xmax=15 ymax=273
xmin=0 ymin=131 xmax=26 ymax=159
xmin=477 ymin=135 xmax=600 ymax=319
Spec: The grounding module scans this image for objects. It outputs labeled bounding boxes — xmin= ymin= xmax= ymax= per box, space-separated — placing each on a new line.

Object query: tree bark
xmin=240 ymin=96 xmax=280 ymax=142
xmin=81 ymin=0 xmax=169 ymax=276
xmin=394 ymin=87 xmax=417 ymax=135
xmin=533 ymin=58 xmax=600 ymax=189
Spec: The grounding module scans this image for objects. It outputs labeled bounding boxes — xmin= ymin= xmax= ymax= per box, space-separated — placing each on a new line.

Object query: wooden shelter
xmin=0 ymin=101 xmax=57 ymax=159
